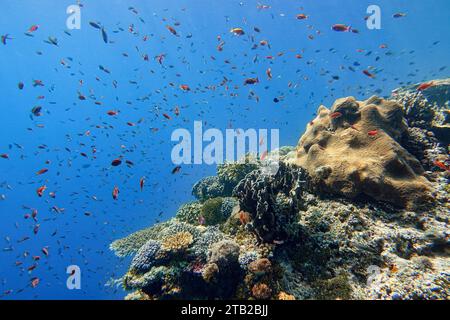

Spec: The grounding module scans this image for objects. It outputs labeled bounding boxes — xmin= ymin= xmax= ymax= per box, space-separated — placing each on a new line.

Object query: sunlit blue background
xmin=0 ymin=0 xmax=449 ymax=299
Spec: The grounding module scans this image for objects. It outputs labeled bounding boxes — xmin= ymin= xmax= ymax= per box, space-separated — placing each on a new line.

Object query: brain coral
xmin=291 ymin=96 xmax=433 ymax=209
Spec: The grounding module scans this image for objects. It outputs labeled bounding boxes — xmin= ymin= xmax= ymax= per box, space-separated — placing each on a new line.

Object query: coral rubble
xmin=111 ymin=79 xmax=449 ymax=300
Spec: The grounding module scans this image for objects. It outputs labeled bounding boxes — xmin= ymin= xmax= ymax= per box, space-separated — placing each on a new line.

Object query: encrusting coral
xmin=111 ymin=79 xmax=449 ymax=301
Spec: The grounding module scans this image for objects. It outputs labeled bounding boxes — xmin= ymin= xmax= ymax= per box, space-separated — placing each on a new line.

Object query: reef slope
xmin=110 ymin=80 xmax=449 ymax=300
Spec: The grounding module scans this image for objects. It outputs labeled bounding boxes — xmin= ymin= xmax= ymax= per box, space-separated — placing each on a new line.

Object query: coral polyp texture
xmin=111 ymin=80 xmax=449 ymax=300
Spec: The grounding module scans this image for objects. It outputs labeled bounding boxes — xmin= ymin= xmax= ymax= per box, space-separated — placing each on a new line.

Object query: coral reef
xmin=111 ymin=79 xmax=449 ymax=300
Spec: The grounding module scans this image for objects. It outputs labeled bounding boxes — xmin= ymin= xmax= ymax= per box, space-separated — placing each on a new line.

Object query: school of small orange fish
xmin=0 ymin=2 xmax=448 ymax=298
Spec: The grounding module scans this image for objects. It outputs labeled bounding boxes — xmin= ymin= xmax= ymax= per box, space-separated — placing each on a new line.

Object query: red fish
xmin=363 ymin=70 xmax=375 ymax=78
xmin=33 ymin=79 xmax=44 ymax=87
xmin=417 ymin=81 xmax=434 ymax=91
xmin=36 ymin=185 xmax=47 ymax=197
xmin=217 ymin=41 xmax=225 ymax=51
xmin=330 ymin=112 xmax=343 ymax=119
xmin=31 ymin=209 xmax=38 ymax=220
xmin=107 ymin=110 xmax=118 ymax=116
xmin=180 ymin=84 xmax=191 ymax=91
xmin=434 ymin=160 xmax=449 ymax=171
xmin=31 ymin=277 xmax=40 ymax=288
xmin=332 ymin=24 xmax=351 ymax=32
xmin=244 ymin=77 xmax=259 ymax=85
xmin=296 ymin=14 xmax=308 ymax=20
xmin=260 ymin=150 xmax=269 ymax=161
xmin=163 ymin=113 xmax=172 ymax=120
xmin=36 ymin=168 xmax=48 ymax=175
xmin=230 ymin=28 xmax=245 ymax=35
xmin=140 ymin=177 xmax=145 ymax=191
xmin=172 ymin=166 xmax=181 ymax=174
xmin=42 ymin=247 xmax=49 ymax=256
xmin=112 ymin=186 xmax=119 ymax=200
xmin=28 ymin=25 xmax=39 ymax=32
xmin=368 ymin=130 xmax=378 ymax=136
xmin=111 ymin=158 xmax=122 ymax=166
xmin=266 ymin=68 xmax=272 ymax=80
xmin=166 ymin=25 xmax=177 ymax=36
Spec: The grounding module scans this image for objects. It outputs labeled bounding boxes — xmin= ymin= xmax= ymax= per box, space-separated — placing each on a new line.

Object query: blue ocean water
xmin=0 ymin=0 xmax=448 ymax=300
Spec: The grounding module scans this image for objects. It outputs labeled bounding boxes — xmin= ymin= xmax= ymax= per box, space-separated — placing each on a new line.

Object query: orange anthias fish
xmin=330 ymin=112 xmax=343 ymax=119
xmin=36 ymin=168 xmax=48 ymax=175
xmin=266 ymin=68 xmax=272 ymax=80
xmin=239 ymin=211 xmax=251 ymax=225
xmin=107 ymin=110 xmax=118 ymax=116
xmin=180 ymin=84 xmax=191 ymax=91
xmin=112 ymin=186 xmax=119 ymax=200
xmin=37 ymin=185 xmax=47 ymax=197
xmin=244 ymin=77 xmax=259 ymax=85
xmin=29 ymin=25 xmax=39 ymax=32
xmin=166 ymin=25 xmax=177 ymax=36
xmin=363 ymin=70 xmax=375 ymax=78
xmin=42 ymin=247 xmax=49 ymax=256
xmin=434 ymin=160 xmax=449 ymax=171
xmin=260 ymin=150 xmax=269 ymax=161
xmin=230 ymin=28 xmax=245 ymax=36
xmin=31 ymin=277 xmax=40 ymax=288
xmin=111 ymin=158 xmax=122 ymax=166
xmin=417 ymin=81 xmax=435 ymax=91
xmin=368 ymin=130 xmax=378 ymax=136
xmin=172 ymin=165 xmax=182 ymax=174
xmin=332 ymin=24 xmax=352 ymax=32
xmin=296 ymin=14 xmax=308 ymax=20
xmin=140 ymin=177 xmax=145 ymax=191
xmin=163 ymin=113 xmax=172 ymax=120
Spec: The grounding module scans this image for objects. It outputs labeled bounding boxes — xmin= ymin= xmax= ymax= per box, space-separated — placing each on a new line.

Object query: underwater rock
xmin=233 ymin=161 xmax=311 ymax=243
xmin=291 ymin=96 xmax=433 ymax=209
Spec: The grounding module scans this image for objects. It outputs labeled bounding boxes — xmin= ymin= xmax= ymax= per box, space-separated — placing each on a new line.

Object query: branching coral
xmin=130 ymin=239 xmax=162 ymax=274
